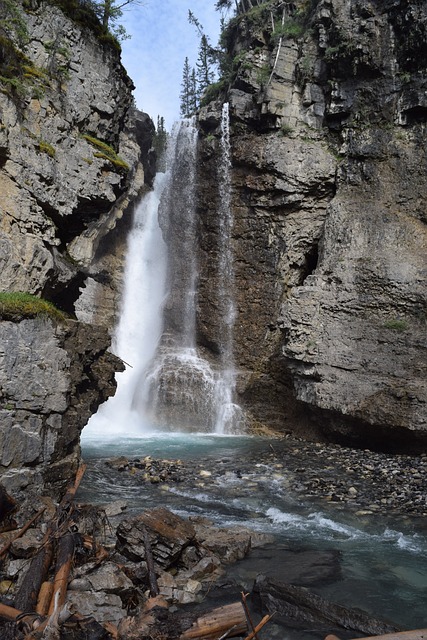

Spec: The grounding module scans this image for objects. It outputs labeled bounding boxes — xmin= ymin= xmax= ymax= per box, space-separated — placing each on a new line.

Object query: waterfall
xmin=213 ymin=103 xmax=243 ymax=434
xmin=133 ymin=119 xmax=220 ymax=432
xmin=84 ymin=111 xmax=244 ymax=437
xmin=84 ymin=170 xmax=169 ymax=436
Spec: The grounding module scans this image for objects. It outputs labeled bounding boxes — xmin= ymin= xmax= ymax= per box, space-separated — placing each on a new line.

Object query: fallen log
xmin=180 ymin=602 xmax=248 ymax=640
xmin=47 ymin=531 xmax=76 ymax=616
xmin=252 ymin=575 xmax=401 ymax=636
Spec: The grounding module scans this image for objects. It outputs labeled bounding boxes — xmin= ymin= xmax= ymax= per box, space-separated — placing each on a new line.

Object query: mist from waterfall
xmin=84 ymin=112 xmax=244 ymax=437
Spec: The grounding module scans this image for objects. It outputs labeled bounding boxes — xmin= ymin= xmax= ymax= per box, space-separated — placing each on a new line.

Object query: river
xmin=78 ymin=432 xmax=427 ymax=636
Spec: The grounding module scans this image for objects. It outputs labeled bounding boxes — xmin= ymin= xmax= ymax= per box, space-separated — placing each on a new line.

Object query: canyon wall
xmin=196 ymin=0 xmax=427 ymax=452
xmin=0 ymin=0 xmax=153 ymax=497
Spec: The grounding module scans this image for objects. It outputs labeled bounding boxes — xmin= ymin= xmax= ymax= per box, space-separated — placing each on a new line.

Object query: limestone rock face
xmin=0 ymin=2 xmax=153 ymax=496
xmin=0 ymin=317 xmax=123 ymax=500
xmin=0 ymin=1 xmax=154 ymax=313
xmin=195 ymin=0 xmax=427 ymax=452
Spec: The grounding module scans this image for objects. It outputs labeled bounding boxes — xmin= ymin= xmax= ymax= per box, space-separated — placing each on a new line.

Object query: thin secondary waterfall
xmin=214 ymin=103 xmax=243 ymax=434
xmin=84 ymin=112 xmax=244 ymax=437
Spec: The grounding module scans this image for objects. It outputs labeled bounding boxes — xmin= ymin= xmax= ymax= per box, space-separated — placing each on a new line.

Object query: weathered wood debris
xmin=0 ymin=469 xmax=420 ymax=640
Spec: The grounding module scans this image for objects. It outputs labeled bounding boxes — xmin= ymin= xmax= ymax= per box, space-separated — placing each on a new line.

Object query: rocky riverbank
xmin=103 ymin=435 xmax=427 ymax=519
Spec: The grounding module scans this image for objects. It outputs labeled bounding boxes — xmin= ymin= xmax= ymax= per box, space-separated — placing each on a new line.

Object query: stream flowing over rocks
xmin=101 ymin=435 xmax=427 ymax=518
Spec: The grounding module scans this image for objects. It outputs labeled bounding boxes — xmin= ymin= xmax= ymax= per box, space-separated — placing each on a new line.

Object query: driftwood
xmin=253 ymin=575 xmax=401 ymax=636
xmin=180 ymin=602 xmax=248 ymax=640
xmin=36 ymin=582 xmax=54 ymax=616
xmin=59 ymin=464 xmax=87 ymax=511
xmin=47 ymin=531 xmax=76 ymax=616
xmin=242 ymin=614 xmax=273 ymax=640
xmin=0 ymin=600 xmax=111 ymax=640
xmin=0 ymin=466 xmax=92 ymax=640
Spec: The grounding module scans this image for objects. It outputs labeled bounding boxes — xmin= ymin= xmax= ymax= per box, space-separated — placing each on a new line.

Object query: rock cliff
xmin=0 ymin=0 xmax=153 ymax=496
xmin=195 ymin=0 xmax=427 ymax=452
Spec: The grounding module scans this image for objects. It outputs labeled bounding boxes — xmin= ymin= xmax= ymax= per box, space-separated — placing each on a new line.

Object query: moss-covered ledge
xmin=0 ymin=292 xmax=67 ymax=322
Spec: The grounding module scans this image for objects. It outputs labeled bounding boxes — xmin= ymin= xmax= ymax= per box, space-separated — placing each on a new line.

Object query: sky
xmin=119 ymin=1 xmax=225 ymax=129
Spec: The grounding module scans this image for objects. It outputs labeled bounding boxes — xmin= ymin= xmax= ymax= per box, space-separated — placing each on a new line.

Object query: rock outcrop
xmin=0 ymin=1 xmax=153 ymax=496
xmin=194 ymin=0 xmax=427 ymax=452
xmin=0 ymin=316 xmax=123 ymax=500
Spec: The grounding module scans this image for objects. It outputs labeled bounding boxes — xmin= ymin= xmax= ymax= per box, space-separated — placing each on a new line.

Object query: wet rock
xmin=116 ymin=507 xmax=196 ymax=567
xmin=252 ymin=575 xmax=401 ymax=635
xmin=193 ymin=523 xmax=251 ymax=564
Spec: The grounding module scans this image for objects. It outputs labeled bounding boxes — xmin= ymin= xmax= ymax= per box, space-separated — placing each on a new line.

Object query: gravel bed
xmin=268 ymin=436 xmax=427 ymax=518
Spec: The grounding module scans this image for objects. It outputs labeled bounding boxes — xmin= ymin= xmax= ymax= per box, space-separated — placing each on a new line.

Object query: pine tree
xmin=153 ymin=115 xmax=168 ymax=171
xmin=196 ymin=35 xmax=215 ymax=101
xmin=90 ymin=0 xmax=145 ymax=40
xmin=190 ymin=68 xmax=198 ymax=113
xmin=180 ymin=57 xmax=197 ymax=117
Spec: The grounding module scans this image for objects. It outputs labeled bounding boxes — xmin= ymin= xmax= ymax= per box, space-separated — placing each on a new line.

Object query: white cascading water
xmin=213 ymin=103 xmax=243 ymax=434
xmin=134 ymin=119 xmax=221 ymax=432
xmin=84 ymin=111 xmax=244 ymax=436
xmin=83 ymin=168 xmax=169 ymax=436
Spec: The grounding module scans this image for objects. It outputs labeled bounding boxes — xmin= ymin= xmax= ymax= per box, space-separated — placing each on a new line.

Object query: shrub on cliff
xmin=0 ymin=292 xmax=67 ymax=322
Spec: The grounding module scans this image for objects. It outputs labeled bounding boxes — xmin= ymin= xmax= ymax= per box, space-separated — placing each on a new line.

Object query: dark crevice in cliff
xmin=401 ymin=106 xmax=427 ymax=125
xmin=47 ymin=273 xmax=85 ymax=316
xmin=313 ymin=405 xmax=427 ymax=456
xmin=44 ymin=197 xmax=116 ymax=249
xmin=0 ymin=147 xmax=8 ymax=168
xmin=301 ymin=242 xmax=319 ymax=283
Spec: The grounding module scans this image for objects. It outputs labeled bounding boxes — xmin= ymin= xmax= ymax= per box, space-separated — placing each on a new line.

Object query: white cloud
xmin=120 ymin=0 xmax=222 ymax=129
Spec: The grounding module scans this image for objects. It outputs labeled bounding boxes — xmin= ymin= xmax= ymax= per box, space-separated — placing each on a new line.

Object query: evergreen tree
xmin=190 ymin=68 xmax=198 ymax=113
xmin=196 ymin=34 xmax=216 ymax=100
xmin=90 ymin=0 xmax=145 ymax=40
xmin=153 ymin=115 xmax=168 ymax=171
xmin=180 ymin=57 xmax=197 ymax=117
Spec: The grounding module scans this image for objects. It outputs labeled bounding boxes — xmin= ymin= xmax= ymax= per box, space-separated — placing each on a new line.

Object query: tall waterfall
xmin=84 ymin=171 xmax=169 ymax=435
xmin=214 ymin=103 xmax=243 ymax=434
xmin=84 ymin=113 xmax=244 ymax=437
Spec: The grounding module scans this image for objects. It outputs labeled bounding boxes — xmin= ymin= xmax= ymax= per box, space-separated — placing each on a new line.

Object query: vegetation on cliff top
xmin=45 ymin=0 xmax=145 ymax=47
xmin=0 ymin=292 xmax=67 ymax=322
xmin=179 ymin=0 xmax=318 ymax=113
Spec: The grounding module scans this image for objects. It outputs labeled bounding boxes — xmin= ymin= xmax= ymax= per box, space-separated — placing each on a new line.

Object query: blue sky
xmin=119 ymin=1 xmax=225 ymax=129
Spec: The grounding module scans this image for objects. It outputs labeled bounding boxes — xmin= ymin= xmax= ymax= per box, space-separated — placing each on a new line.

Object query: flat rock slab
xmin=234 ymin=546 xmax=342 ymax=587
